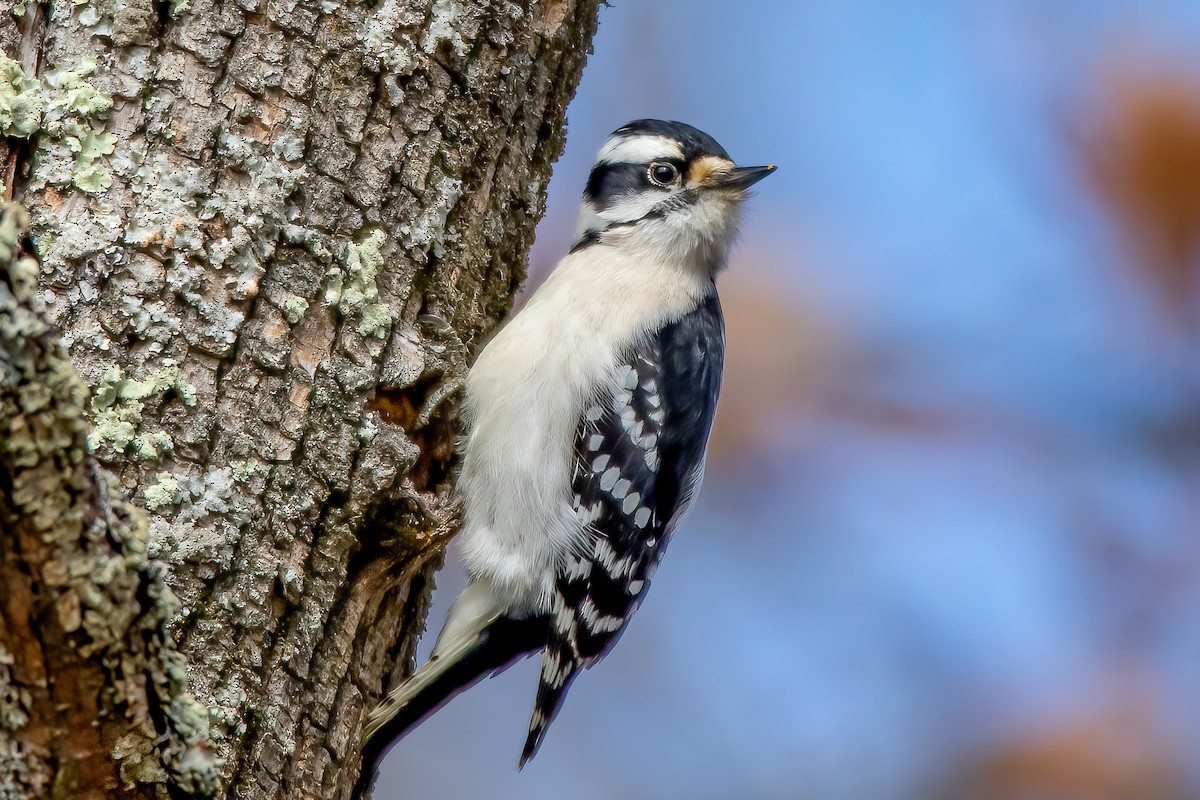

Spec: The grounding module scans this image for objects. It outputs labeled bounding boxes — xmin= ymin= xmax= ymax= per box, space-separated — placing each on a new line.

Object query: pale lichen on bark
xmin=1 ymin=203 xmax=218 ymax=797
xmin=0 ymin=53 xmax=118 ymax=194
xmin=3 ymin=0 xmax=602 ymax=797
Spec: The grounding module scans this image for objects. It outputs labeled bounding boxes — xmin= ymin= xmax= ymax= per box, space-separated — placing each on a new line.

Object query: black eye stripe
xmin=585 ymin=163 xmax=645 ymax=207
xmin=585 ymin=159 xmax=688 ymax=205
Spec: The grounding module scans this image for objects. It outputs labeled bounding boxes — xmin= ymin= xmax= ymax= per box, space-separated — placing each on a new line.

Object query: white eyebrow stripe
xmin=597 ymin=134 xmax=684 ymax=165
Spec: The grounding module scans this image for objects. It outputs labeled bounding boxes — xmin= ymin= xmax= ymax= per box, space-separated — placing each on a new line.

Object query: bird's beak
xmin=711 ymin=164 xmax=777 ymax=190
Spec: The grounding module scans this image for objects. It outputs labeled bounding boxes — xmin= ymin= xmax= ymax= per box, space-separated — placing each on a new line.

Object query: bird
xmin=357 ymin=119 xmax=775 ymax=791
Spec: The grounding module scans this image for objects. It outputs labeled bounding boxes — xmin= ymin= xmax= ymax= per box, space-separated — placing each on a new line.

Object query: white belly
xmin=455 ymin=247 xmax=709 ymax=614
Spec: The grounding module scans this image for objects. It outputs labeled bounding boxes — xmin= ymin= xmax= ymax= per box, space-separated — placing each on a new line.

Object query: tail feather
xmin=519 ymin=638 xmax=583 ymax=768
xmin=356 ymin=615 xmax=547 ymax=798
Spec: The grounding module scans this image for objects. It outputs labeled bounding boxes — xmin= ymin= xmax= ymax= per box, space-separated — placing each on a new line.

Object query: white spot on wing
xmin=577 ymin=502 xmax=603 ymax=525
xmin=622 ymin=492 xmax=641 ymax=514
xmin=565 ymin=556 xmax=590 ymax=580
xmin=579 ymin=598 xmax=625 ymax=633
xmin=600 ymin=467 xmax=620 ymax=491
xmin=634 ymin=507 xmax=652 ymax=528
xmin=595 ymin=539 xmax=618 ymax=570
xmin=612 ymin=390 xmax=632 ymax=414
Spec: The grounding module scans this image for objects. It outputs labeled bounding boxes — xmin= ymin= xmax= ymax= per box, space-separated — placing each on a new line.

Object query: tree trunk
xmin=0 ymin=0 xmax=601 ymax=797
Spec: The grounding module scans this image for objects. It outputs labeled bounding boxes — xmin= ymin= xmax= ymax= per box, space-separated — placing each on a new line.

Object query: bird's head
xmin=573 ymin=119 xmax=775 ymax=273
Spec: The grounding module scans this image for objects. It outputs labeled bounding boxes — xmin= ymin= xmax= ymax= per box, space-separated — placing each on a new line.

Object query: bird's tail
xmin=519 ymin=636 xmax=582 ymax=768
xmin=356 ymin=585 xmax=546 ymax=797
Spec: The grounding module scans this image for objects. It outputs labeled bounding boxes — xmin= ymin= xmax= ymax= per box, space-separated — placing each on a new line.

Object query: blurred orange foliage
xmin=707 ymin=261 xmax=835 ymax=470
xmin=1076 ymin=61 xmax=1200 ymax=317
xmin=936 ymin=674 xmax=1187 ymax=800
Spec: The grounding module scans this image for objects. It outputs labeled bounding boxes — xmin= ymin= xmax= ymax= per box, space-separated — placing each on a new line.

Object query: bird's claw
xmin=413 ymin=314 xmax=468 ymax=429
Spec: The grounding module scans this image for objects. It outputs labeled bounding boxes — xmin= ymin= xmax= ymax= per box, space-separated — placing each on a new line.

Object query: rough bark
xmin=0 ymin=0 xmax=602 ymax=797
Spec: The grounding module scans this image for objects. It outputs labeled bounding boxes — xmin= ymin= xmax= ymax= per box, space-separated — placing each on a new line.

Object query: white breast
xmin=456 ymin=246 xmax=710 ymax=613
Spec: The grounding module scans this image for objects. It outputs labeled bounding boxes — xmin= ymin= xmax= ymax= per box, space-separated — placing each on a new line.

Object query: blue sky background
xmin=379 ymin=2 xmax=1200 ymax=797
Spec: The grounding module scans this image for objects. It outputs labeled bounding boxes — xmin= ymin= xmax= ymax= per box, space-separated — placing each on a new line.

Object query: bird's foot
xmin=413 ymin=314 xmax=468 ymax=429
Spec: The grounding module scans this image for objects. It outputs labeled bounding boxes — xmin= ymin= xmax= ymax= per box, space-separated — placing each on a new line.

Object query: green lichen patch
xmin=1 ymin=202 xmax=219 ymax=795
xmin=323 ymin=229 xmax=393 ymax=338
xmin=229 ymin=459 xmax=258 ymax=482
xmin=87 ymin=360 xmax=197 ymax=460
xmin=0 ymin=56 xmax=44 ymax=137
xmin=282 ymin=294 xmax=309 ymax=324
xmin=144 ymin=472 xmax=181 ymax=511
xmin=71 ymin=132 xmax=119 ymax=192
xmin=42 ymin=61 xmax=113 ymax=124
xmin=0 ymin=55 xmax=119 ymax=195
xmin=356 ymin=301 xmax=391 ymax=337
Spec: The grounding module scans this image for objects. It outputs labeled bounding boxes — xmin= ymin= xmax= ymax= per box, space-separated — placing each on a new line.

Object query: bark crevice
xmin=1 ymin=1 xmax=602 ymax=797
xmin=0 ymin=202 xmax=219 ymax=799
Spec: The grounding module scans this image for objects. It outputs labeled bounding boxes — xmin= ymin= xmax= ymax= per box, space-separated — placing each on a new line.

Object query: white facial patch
xmin=575 ymin=198 xmax=602 ymax=238
xmin=578 ymin=187 xmax=669 ymax=238
xmin=598 ymin=189 xmax=665 ymax=226
xmin=597 ymin=134 xmax=684 ymax=165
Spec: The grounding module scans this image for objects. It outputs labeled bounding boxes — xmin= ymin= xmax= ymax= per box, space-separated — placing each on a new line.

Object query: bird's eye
xmin=648 ymin=162 xmax=678 ymax=187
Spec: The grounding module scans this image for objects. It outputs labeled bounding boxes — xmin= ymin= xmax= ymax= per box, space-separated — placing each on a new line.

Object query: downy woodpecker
xmin=359 ymin=119 xmax=775 ymax=787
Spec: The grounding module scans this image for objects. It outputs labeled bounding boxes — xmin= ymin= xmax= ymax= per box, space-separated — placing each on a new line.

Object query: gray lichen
xmin=200 ymin=132 xmax=304 ymax=283
xmin=87 ymin=361 xmax=197 ymax=461
xmin=144 ymin=472 xmax=181 ymax=511
xmin=0 ymin=642 xmax=45 ymax=797
xmin=124 ymin=151 xmax=209 ymax=255
xmin=423 ymin=0 xmax=472 ymax=58
xmin=7 ymin=0 xmax=605 ymax=794
xmin=146 ymin=465 xmax=256 ymax=572
xmin=0 ymin=56 xmax=119 ymax=194
xmin=359 ymin=0 xmax=421 ymax=74
xmin=397 ymin=172 xmax=463 ymax=255
xmin=1 ymin=202 xmax=219 ymax=796
xmin=0 ymin=56 xmax=44 ymax=137
xmin=282 ymin=294 xmax=309 ymax=324
xmin=230 ymin=459 xmax=259 ymax=482
xmin=324 ymin=229 xmax=393 ymax=338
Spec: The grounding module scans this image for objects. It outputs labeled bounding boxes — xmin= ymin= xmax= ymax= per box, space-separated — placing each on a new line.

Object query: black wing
xmin=520 ymin=292 xmax=725 ymax=765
